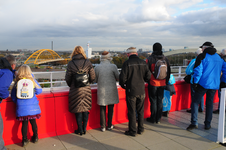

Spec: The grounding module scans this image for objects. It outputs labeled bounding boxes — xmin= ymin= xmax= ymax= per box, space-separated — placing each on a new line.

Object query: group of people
xmin=1 ymin=41 xmax=226 ymax=149
xmin=65 ymin=43 xmax=171 ymax=137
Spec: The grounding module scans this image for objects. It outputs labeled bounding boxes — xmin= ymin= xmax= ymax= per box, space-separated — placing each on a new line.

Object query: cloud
xmin=0 ymin=0 xmax=226 ymax=51
xmin=161 ymin=7 xmax=226 ymax=37
xmin=213 ymin=0 xmax=226 ymax=4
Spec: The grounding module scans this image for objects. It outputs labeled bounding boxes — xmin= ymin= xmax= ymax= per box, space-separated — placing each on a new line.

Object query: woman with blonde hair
xmin=11 ymin=64 xmax=42 ymax=147
xmin=94 ymin=51 xmax=119 ymax=132
xmin=65 ymin=46 xmax=95 ymax=135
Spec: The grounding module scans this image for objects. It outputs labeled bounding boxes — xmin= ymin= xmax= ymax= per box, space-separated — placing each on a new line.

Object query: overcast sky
xmin=1 ymin=0 xmax=226 ymax=51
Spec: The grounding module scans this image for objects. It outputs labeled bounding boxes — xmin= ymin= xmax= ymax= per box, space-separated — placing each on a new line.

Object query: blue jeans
xmin=191 ymin=86 xmax=216 ymax=127
xmin=0 ymin=112 xmax=6 ymax=150
xmin=191 ymin=85 xmax=204 ymax=111
xmin=148 ymin=85 xmax=165 ymax=123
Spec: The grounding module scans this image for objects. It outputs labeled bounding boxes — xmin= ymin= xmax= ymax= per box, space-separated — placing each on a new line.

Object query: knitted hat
xmin=153 ymin=43 xmax=162 ymax=52
xmin=126 ymin=47 xmax=137 ymax=53
xmin=199 ymin=41 xmax=214 ymax=48
xmin=101 ymin=51 xmax=112 ymax=61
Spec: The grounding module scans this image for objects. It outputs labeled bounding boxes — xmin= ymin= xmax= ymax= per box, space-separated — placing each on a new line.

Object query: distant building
xmin=138 ymin=49 xmax=142 ymax=53
xmin=85 ymin=43 xmax=92 ymax=59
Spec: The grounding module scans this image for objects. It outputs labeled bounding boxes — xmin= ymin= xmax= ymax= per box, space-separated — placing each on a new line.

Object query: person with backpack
xmin=146 ymin=42 xmax=171 ymax=124
xmin=0 ymin=55 xmax=16 ymax=150
xmin=94 ymin=51 xmax=119 ymax=132
xmin=11 ymin=64 xmax=42 ymax=147
xmin=65 ymin=46 xmax=95 ymax=136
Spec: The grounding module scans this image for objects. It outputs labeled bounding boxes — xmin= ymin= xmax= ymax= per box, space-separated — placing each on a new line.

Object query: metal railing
xmin=32 ymin=66 xmax=188 ymax=92
xmin=217 ymin=88 xmax=226 ymax=143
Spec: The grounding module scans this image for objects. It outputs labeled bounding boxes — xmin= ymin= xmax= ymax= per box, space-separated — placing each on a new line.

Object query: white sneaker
xmin=101 ymin=128 xmax=105 ymax=132
xmin=107 ymin=125 xmax=114 ymax=131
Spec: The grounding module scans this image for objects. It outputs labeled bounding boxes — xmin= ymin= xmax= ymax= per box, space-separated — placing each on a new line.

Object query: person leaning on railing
xmin=185 ymin=48 xmax=204 ymax=113
xmin=0 ymin=54 xmax=17 ymax=150
xmin=94 ymin=51 xmax=119 ymax=132
xmin=65 ymin=46 xmax=95 ymax=136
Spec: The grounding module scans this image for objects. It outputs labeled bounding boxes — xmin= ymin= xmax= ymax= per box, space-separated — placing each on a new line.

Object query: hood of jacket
xmin=72 ymin=54 xmax=85 ymax=60
xmin=150 ymin=53 xmax=164 ymax=59
xmin=0 ymin=58 xmax=12 ymax=71
xmin=203 ymin=47 xmax=216 ymax=55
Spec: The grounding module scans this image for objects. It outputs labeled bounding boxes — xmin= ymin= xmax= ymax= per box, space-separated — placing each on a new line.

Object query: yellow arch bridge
xmin=24 ymin=49 xmax=69 ymax=65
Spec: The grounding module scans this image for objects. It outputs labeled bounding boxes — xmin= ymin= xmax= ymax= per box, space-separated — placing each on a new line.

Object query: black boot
xmin=75 ymin=113 xmax=83 ymax=135
xmin=22 ymin=138 xmax=30 ymax=147
xmin=162 ymin=111 xmax=168 ymax=117
xmin=83 ymin=112 xmax=89 ymax=135
xmin=74 ymin=130 xmax=82 ymax=135
xmin=31 ymin=134 xmax=39 ymax=143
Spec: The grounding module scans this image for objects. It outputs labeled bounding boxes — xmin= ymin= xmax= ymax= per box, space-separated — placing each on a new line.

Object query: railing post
xmin=218 ymin=88 xmax=226 ymax=143
xmin=50 ymin=72 xmax=53 ymax=88
xmin=178 ymin=66 xmax=182 ymax=78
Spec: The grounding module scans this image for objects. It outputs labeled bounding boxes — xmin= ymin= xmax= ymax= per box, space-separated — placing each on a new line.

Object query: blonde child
xmin=11 ymin=64 xmax=42 ymax=147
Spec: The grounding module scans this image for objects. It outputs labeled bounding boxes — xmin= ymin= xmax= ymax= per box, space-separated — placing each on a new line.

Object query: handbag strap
xmin=72 ymin=59 xmax=87 ymax=71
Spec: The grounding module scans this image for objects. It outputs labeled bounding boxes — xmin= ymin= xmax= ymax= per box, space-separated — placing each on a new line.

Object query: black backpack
xmin=149 ymin=56 xmax=168 ymax=80
xmin=72 ymin=60 xmax=89 ymax=88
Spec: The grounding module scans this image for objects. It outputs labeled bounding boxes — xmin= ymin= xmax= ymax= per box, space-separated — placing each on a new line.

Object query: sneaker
xmin=101 ymin=127 xmax=105 ymax=132
xmin=124 ymin=131 xmax=136 ymax=137
xmin=204 ymin=125 xmax=211 ymax=130
xmin=186 ymin=124 xmax=198 ymax=131
xmin=22 ymin=139 xmax=30 ymax=147
xmin=186 ymin=109 xmax=191 ymax=113
xmin=31 ymin=135 xmax=38 ymax=143
xmin=137 ymin=130 xmax=144 ymax=135
xmin=156 ymin=121 xmax=160 ymax=124
xmin=107 ymin=125 xmax=114 ymax=131
xmin=213 ymin=109 xmax=219 ymax=114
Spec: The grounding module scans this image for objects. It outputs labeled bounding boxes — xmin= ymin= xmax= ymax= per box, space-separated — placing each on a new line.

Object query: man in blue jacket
xmin=0 ymin=55 xmax=16 ymax=150
xmin=185 ymin=48 xmax=204 ymax=113
xmin=187 ymin=42 xmax=226 ymax=131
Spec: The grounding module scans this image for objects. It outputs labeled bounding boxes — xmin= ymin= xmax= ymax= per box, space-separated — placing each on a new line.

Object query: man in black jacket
xmin=119 ymin=47 xmax=151 ymax=136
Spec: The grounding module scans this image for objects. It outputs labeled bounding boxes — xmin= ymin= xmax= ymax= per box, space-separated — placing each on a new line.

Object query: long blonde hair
xmin=16 ymin=64 xmax=40 ymax=88
xmin=71 ymin=46 xmax=87 ymax=59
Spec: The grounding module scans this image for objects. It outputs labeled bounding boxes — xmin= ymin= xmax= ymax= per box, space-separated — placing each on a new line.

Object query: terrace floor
xmin=5 ymin=103 xmax=225 ymax=150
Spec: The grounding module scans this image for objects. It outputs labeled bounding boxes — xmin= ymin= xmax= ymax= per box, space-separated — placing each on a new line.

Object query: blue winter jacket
xmin=0 ymin=58 xmax=15 ymax=101
xmin=11 ymin=78 xmax=42 ymax=117
xmin=185 ymin=58 xmax=196 ymax=84
xmin=193 ymin=47 xmax=226 ymax=89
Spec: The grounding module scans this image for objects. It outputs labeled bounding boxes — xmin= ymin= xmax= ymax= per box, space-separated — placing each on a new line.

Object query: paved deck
xmin=5 ymin=103 xmax=226 ymax=150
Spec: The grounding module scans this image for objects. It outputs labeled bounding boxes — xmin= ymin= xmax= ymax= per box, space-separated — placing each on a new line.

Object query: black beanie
xmin=153 ymin=43 xmax=162 ymax=52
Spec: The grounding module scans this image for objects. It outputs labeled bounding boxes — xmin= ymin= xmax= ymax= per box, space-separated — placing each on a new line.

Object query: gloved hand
xmin=220 ymin=82 xmax=226 ymax=89
xmin=192 ymin=83 xmax=198 ymax=91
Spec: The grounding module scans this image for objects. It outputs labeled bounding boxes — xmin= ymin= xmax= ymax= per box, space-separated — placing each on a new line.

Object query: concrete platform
xmin=5 ymin=103 xmax=225 ymax=150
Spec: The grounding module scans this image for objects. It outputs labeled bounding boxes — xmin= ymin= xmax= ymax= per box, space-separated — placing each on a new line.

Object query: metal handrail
xmin=32 ymin=66 xmax=188 ymax=92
